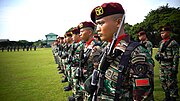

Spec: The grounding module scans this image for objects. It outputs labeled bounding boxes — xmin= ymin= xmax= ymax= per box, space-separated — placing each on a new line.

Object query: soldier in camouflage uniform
xmin=62 ymin=32 xmax=73 ymax=91
xmin=67 ymin=27 xmax=85 ymax=101
xmin=137 ymin=31 xmax=153 ymax=56
xmin=58 ymin=37 xmax=65 ymax=73
xmin=77 ymin=21 xmax=102 ymax=101
xmin=78 ymin=21 xmax=102 ymax=79
xmin=155 ymin=25 xmax=179 ymax=101
xmin=52 ymin=40 xmax=60 ymax=65
xmin=84 ymin=2 xmax=154 ymax=101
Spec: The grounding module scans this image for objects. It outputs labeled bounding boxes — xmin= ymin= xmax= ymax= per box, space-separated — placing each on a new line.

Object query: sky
xmin=0 ymin=0 xmax=180 ymax=42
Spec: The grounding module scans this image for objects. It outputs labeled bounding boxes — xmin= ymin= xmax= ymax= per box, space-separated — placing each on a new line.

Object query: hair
xmin=111 ymin=14 xmax=124 ymax=22
xmin=82 ymin=27 xmax=94 ymax=34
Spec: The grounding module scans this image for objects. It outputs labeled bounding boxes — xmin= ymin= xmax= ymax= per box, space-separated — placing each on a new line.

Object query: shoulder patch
xmin=131 ymin=54 xmax=146 ymax=64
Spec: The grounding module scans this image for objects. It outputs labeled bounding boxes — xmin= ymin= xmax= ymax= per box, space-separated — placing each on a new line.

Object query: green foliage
xmin=125 ymin=4 xmax=180 ymax=46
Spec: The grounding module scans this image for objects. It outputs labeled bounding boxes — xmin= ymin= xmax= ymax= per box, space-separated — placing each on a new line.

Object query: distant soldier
xmin=7 ymin=46 xmax=10 ymax=52
xmin=10 ymin=46 xmax=13 ymax=52
xmin=62 ymin=31 xmax=73 ymax=91
xmin=17 ymin=46 xmax=20 ymax=51
xmin=2 ymin=47 xmax=4 ymax=52
xmin=137 ymin=30 xmax=153 ymax=56
xmin=57 ymin=37 xmax=65 ymax=72
xmin=34 ymin=46 xmax=36 ymax=51
xmin=155 ymin=24 xmax=179 ymax=101
xmin=13 ymin=46 xmax=16 ymax=52
xmin=26 ymin=46 xmax=29 ymax=51
xmin=30 ymin=46 xmax=32 ymax=51
xmin=84 ymin=2 xmax=154 ymax=101
xmin=23 ymin=46 xmax=25 ymax=51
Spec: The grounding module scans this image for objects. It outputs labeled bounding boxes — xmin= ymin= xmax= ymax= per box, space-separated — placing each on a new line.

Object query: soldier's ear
xmin=116 ymin=17 xmax=123 ymax=27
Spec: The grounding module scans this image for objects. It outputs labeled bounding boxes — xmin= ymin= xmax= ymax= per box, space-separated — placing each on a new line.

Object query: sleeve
xmin=130 ymin=45 xmax=154 ymax=101
xmin=171 ymin=40 xmax=179 ymax=73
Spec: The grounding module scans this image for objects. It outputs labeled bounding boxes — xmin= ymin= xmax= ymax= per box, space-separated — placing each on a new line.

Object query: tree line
xmin=124 ymin=4 xmax=180 ymax=47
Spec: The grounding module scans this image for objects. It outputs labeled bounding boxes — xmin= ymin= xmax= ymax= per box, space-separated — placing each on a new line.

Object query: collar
xmin=86 ymin=38 xmax=94 ymax=48
xmin=114 ymin=34 xmax=127 ymax=47
xmin=163 ymin=36 xmax=170 ymax=43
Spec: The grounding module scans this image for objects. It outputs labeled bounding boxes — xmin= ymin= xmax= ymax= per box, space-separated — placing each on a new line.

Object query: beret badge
xmin=162 ymin=28 xmax=165 ymax=31
xmin=79 ymin=23 xmax=83 ymax=29
xmin=95 ymin=6 xmax=104 ymax=16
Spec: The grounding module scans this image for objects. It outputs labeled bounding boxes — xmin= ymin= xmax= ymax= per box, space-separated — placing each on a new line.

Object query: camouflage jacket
xmin=155 ymin=37 xmax=179 ymax=68
xmin=97 ymin=35 xmax=154 ymax=100
xmin=140 ymin=40 xmax=153 ymax=56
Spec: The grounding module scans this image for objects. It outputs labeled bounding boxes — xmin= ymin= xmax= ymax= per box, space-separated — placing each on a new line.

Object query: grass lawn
xmin=0 ymin=48 xmax=179 ymax=101
xmin=0 ymin=48 xmax=72 ymax=101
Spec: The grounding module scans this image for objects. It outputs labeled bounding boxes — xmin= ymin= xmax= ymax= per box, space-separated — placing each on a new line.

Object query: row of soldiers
xmin=1 ymin=46 xmax=37 ymax=52
xmin=52 ymin=2 xmax=179 ymax=101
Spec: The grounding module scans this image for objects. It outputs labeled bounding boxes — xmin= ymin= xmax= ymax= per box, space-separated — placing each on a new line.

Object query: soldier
xmin=26 ymin=46 xmax=29 ymax=51
xmin=7 ymin=46 xmax=10 ymax=52
xmin=76 ymin=21 xmax=102 ymax=101
xmin=17 ymin=46 xmax=20 ymax=51
xmin=62 ymin=31 xmax=73 ymax=91
xmin=58 ymin=37 xmax=65 ymax=73
xmin=1 ymin=47 xmax=4 ymax=52
xmin=52 ymin=40 xmax=59 ymax=65
xmin=84 ymin=2 xmax=154 ymax=101
xmin=155 ymin=24 xmax=179 ymax=101
xmin=13 ymin=46 xmax=16 ymax=52
xmin=137 ymin=30 xmax=153 ymax=56
xmin=23 ymin=46 xmax=25 ymax=51
xmin=68 ymin=27 xmax=84 ymax=101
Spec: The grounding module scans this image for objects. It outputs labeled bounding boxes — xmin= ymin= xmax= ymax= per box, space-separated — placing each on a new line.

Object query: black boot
xmin=59 ymin=69 xmax=64 ymax=74
xmin=68 ymin=96 xmax=75 ymax=101
xmin=162 ymin=92 xmax=171 ymax=101
xmin=61 ymin=77 xmax=68 ymax=83
xmin=171 ymin=97 xmax=176 ymax=101
xmin=64 ymin=85 xmax=72 ymax=91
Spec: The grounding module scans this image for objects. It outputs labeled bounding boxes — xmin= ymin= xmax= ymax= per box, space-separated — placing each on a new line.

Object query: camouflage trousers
xmin=71 ymin=67 xmax=84 ymax=101
xmin=159 ymin=65 xmax=179 ymax=97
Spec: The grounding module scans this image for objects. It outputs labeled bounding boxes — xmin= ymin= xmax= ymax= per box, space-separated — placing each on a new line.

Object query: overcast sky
xmin=0 ymin=0 xmax=180 ymax=41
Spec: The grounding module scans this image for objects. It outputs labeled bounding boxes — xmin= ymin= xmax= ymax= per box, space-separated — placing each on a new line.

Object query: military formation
xmin=52 ymin=2 xmax=179 ymax=101
xmin=1 ymin=46 xmax=36 ymax=52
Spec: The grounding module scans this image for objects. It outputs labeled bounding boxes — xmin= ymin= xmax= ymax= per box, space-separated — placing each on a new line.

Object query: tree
xmin=125 ymin=4 xmax=180 ymax=46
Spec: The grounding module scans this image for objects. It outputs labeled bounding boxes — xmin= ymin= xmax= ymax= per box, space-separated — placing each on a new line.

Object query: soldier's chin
xmin=100 ymin=36 xmax=106 ymax=41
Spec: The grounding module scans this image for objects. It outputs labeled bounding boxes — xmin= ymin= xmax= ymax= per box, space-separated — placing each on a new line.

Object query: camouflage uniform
xmin=140 ymin=40 xmax=153 ymax=56
xmin=83 ymin=39 xmax=102 ymax=101
xmin=155 ymin=37 xmax=179 ymax=99
xmin=86 ymin=35 xmax=154 ymax=101
xmin=70 ymin=41 xmax=85 ymax=100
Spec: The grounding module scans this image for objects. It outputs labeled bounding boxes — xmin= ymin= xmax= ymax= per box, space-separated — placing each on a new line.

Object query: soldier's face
xmin=96 ymin=15 xmax=118 ymax=41
xmin=80 ymin=29 xmax=90 ymax=41
xmin=138 ymin=34 xmax=146 ymax=41
xmin=60 ymin=39 xmax=64 ymax=44
xmin=160 ymin=31 xmax=170 ymax=39
xmin=72 ymin=34 xmax=80 ymax=42
xmin=66 ymin=36 xmax=72 ymax=43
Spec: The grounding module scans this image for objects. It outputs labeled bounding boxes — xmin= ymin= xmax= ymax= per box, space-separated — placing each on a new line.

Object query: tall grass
xmin=0 ymin=48 xmax=179 ymax=101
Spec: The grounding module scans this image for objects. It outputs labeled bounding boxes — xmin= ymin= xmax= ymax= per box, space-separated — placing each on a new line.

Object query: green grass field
xmin=0 ymin=48 xmax=179 ymax=101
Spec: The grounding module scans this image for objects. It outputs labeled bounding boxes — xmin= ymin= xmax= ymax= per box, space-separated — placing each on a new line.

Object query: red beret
xmin=57 ymin=36 xmax=64 ymax=39
xmin=57 ymin=36 xmax=61 ymax=39
xmin=64 ymin=32 xmax=72 ymax=37
xmin=71 ymin=28 xmax=80 ymax=35
xmin=160 ymin=26 xmax=171 ymax=32
xmin=78 ymin=21 xmax=95 ymax=30
xmin=138 ymin=31 xmax=146 ymax=36
xmin=91 ymin=2 xmax=125 ymax=23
